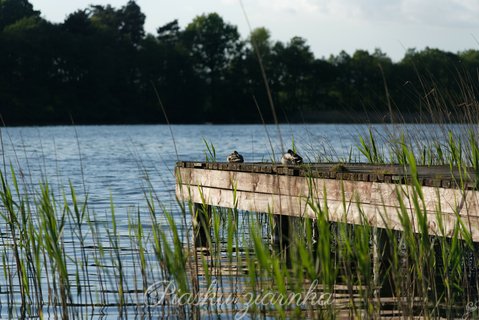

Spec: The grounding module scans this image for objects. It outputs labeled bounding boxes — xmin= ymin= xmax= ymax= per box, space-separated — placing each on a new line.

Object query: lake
xmin=1 ymin=124 xmax=370 ymax=213
xmin=0 ymin=123 xmax=472 ymax=318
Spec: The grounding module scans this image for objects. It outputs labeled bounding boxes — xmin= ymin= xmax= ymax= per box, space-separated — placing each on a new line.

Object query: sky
xmin=29 ymin=0 xmax=479 ymax=62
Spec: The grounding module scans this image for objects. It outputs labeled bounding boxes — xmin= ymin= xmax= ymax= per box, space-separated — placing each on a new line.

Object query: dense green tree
xmin=401 ymin=47 xmax=460 ymax=82
xmin=0 ymin=14 xmax=64 ymax=124
xmin=157 ymin=19 xmax=179 ymax=42
xmin=271 ymin=37 xmax=315 ymax=113
xmin=0 ymin=0 xmax=39 ymax=30
xmin=119 ymin=0 xmax=145 ymax=46
xmin=240 ymin=27 xmax=275 ymax=121
xmin=327 ymin=49 xmax=395 ymax=114
xmin=182 ymin=13 xmax=243 ymax=120
xmin=89 ymin=5 xmax=121 ymax=33
xmin=249 ymin=27 xmax=272 ymax=58
xmin=397 ymin=48 xmax=464 ymax=119
xmin=0 ymin=3 xmax=478 ymax=125
xmin=183 ymin=13 xmax=241 ymax=77
xmin=136 ymin=20 xmax=202 ymax=123
xmin=459 ymin=49 xmax=479 ymax=66
xmin=63 ymin=10 xmax=93 ymax=34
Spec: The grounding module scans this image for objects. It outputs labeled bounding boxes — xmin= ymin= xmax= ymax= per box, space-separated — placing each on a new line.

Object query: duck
xmin=227 ymin=150 xmax=244 ymax=163
xmin=281 ymin=149 xmax=303 ymax=165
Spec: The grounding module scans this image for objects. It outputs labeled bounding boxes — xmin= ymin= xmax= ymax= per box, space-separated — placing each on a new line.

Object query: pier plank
xmin=176 ymin=162 xmax=479 ymax=241
xmin=176 ymin=182 xmax=479 ymax=241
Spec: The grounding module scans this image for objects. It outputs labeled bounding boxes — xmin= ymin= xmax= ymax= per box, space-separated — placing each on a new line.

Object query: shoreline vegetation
xmin=1 ymin=1 xmax=479 ymax=126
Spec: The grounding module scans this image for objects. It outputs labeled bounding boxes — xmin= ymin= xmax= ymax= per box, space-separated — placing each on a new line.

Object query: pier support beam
xmin=270 ymin=215 xmax=290 ymax=250
xmin=193 ymin=203 xmax=211 ymax=247
xmin=373 ymin=228 xmax=394 ymax=299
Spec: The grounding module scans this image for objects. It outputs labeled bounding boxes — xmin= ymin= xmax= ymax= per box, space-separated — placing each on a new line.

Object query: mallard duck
xmin=281 ymin=149 xmax=303 ymax=165
xmin=227 ymin=150 xmax=244 ymax=163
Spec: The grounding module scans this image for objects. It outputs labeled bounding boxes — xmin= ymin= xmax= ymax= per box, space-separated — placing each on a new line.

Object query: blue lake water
xmin=0 ymin=123 xmax=468 ymax=209
xmin=0 ymin=123 xmax=471 ymax=318
xmin=1 ymin=124 xmax=368 ymax=212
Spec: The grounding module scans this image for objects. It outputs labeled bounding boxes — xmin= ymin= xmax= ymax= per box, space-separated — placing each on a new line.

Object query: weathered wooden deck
xmin=176 ymin=161 xmax=479 ymax=241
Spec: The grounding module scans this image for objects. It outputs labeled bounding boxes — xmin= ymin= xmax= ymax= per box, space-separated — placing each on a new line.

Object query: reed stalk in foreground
xmin=1 ymin=121 xmax=479 ymax=319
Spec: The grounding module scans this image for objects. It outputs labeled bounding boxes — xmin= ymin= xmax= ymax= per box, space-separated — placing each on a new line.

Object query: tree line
xmin=1 ymin=0 xmax=478 ymax=125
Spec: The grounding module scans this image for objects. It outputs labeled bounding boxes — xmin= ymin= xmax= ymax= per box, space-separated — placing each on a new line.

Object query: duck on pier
xmin=227 ymin=150 xmax=244 ymax=163
xmin=281 ymin=149 xmax=303 ymax=165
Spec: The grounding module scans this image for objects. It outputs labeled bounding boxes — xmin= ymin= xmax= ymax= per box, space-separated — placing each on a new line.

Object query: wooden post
xmin=464 ymin=241 xmax=479 ymax=301
xmin=434 ymin=238 xmax=479 ymax=302
xmin=193 ymin=203 xmax=211 ymax=247
xmin=270 ymin=214 xmax=290 ymax=251
xmin=373 ymin=228 xmax=393 ymax=299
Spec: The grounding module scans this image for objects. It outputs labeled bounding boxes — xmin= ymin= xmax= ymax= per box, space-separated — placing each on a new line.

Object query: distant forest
xmin=1 ymin=0 xmax=479 ymax=125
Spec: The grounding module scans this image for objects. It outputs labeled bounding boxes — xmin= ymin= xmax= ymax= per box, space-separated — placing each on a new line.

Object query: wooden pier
xmin=176 ymin=161 xmax=479 ymax=241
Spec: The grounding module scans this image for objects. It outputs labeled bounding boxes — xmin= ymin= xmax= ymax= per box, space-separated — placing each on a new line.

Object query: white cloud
xmin=400 ymin=0 xmax=479 ymax=28
xmin=256 ymin=0 xmax=321 ymax=15
xmin=258 ymin=0 xmax=479 ymax=28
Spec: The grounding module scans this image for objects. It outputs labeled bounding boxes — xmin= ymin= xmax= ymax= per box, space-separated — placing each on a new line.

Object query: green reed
xmin=358 ymin=128 xmax=384 ymax=164
xmin=1 ymin=124 xmax=479 ymax=319
xmin=0 ymin=171 xmax=471 ymax=318
xmin=187 ymin=130 xmax=479 ymax=318
xmin=202 ymin=138 xmax=217 ymax=162
xmin=129 ymin=208 xmax=148 ymax=291
xmin=65 ymin=181 xmax=92 ymax=309
xmin=38 ymin=181 xmax=72 ymax=318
